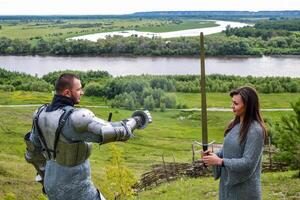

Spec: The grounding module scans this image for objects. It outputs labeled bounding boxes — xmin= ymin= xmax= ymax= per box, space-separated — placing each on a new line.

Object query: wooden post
xmin=172 ymin=153 xmax=176 ymax=175
xmin=192 ymin=144 xmax=195 ymax=162
xmin=152 ymin=163 xmax=158 ymax=186
xmin=268 ymin=136 xmax=272 ymax=170
xmin=162 ymin=154 xmax=169 ymax=182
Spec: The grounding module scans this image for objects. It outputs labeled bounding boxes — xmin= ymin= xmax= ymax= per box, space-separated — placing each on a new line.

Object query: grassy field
xmin=173 ymin=92 xmax=300 ymax=109
xmin=0 ymin=19 xmax=218 ymax=40
xmin=1 ymin=91 xmax=298 ymax=109
xmin=0 ymin=91 xmax=299 ymax=199
xmin=135 ymin=20 xmax=217 ymax=32
xmin=0 ymin=91 xmax=106 ymax=106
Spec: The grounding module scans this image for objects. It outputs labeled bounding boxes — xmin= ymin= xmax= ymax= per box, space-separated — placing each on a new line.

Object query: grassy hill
xmin=0 ymin=91 xmax=299 ymax=199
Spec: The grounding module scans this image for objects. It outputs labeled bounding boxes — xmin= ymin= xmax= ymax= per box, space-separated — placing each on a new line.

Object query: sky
xmin=0 ymin=0 xmax=300 ymax=15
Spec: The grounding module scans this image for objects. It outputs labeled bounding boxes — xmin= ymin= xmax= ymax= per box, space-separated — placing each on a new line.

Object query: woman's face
xmin=231 ymin=94 xmax=245 ymax=118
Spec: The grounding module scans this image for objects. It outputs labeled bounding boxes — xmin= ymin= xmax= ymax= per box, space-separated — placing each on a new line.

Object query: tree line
xmin=254 ymin=19 xmax=300 ymax=31
xmin=0 ymin=69 xmax=299 ymax=109
xmin=1 ymin=68 xmax=299 ymax=94
xmin=1 ymin=33 xmax=300 ymax=57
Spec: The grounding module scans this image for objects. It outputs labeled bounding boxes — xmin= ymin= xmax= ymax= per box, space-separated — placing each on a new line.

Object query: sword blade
xmin=200 ymin=32 xmax=208 ymax=151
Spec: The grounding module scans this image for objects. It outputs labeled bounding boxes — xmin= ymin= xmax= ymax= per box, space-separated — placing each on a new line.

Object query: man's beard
xmin=70 ymin=95 xmax=79 ymax=104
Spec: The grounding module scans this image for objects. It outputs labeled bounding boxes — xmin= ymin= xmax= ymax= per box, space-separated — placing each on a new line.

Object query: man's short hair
xmin=55 ymin=73 xmax=79 ymax=93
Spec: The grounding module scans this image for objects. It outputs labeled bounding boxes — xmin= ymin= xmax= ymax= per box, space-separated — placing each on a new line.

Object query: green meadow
xmin=1 ymin=91 xmax=297 ymax=109
xmin=0 ymin=91 xmax=299 ymax=199
xmin=173 ymin=92 xmax=299 ymax=109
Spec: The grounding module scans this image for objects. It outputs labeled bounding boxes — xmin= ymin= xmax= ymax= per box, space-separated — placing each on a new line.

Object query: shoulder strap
xmin=53 ymin=106 xmax=75 ymax=159
xmin=34 ymin=104 xmax=51 ymax=159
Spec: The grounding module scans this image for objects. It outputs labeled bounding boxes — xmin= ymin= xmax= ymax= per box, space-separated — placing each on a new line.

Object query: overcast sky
xmin=1 ymin=0 xmax=300 ymax=15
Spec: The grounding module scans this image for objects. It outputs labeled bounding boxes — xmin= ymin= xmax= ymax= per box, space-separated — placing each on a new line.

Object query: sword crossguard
xmin=194 ymin=140 xmax=215 ymax=152
xmin=193 ymin=140 xmax=215 ymax=156
xmin=193 ymin=140 xmax=215 ymax=147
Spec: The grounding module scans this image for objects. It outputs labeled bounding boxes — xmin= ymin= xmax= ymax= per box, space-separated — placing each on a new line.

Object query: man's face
xmin=69 ymin=78 xmax=84 ymax=104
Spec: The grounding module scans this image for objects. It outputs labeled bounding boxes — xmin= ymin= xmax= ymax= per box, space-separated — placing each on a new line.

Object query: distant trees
xmin=84 ymin=82 xmax=106 ymax=97
xmin=0 ymin=68 xmax=53 ymax=92
xmin=0 ymin=28 xmax=300 ymax=56
xmin=0 ymin=69 xmax=299 ymax=109
xmin=255 ymin=19 xmax=300 ymax=31
xmin=42 ymin=70 xmax=111 ymax=86
xmin=0 ymin=84 xmax=15 ymax=92
xmin=1 ymin=69 xmax=300 ymax=95
xmin=106 ymin=78 xmax=176 ymax=110
xmin=225 ymin=26 xmax=291 ymax=40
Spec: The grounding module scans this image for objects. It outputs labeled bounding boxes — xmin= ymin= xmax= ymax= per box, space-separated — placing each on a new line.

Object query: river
xmin=70 ymin=20 xmax=248 ymax=41
xmin=0 ymin=55 xmax=299 ymax=77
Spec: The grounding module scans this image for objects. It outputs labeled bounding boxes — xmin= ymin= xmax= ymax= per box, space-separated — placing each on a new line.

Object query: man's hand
xmin=131 ymin=110 xmax=152 ymax=129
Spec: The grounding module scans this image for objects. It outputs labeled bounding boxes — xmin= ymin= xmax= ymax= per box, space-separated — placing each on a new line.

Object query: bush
xmin=162 ymin=94 xmax=176 ymax=108
xmin=16 ymin=81 xmax=53 ymax=92
xmin=0 ymin=84 xmax=15 ymax=92
xmin=84 ymin=82 xmax=105 ymax=97
xmin=144 ymin=95 xmax=155 ymax=111
xmin=105 ymin=145 xmax=136 ymax=199
xmin=111 ymin=92 xmax=139 ymax=110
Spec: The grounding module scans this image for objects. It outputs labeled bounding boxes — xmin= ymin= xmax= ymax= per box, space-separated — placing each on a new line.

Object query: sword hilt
xmin=193 ymin=140 xmax=215 ymax=167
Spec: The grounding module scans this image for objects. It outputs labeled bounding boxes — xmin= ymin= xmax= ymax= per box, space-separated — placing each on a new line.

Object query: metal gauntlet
xmin=24 ymin=132 xmax=46 ymax=179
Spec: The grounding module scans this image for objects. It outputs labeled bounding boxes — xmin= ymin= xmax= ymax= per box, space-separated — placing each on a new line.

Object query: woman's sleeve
xmin=212 ymin=147 xmax=224 ymax=180
xmin=222 ymin=125 xmax=264 ymax=186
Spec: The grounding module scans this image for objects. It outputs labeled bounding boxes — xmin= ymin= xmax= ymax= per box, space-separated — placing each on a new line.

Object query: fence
xmin=134 ymin=138 xmax=288 ymax=191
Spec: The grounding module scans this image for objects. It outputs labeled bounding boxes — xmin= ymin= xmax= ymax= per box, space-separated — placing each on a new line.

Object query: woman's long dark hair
xmin=224 ymin=86 xmax=267 ymax=144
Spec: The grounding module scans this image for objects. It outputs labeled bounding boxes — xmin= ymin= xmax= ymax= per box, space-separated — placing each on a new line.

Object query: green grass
xmin=0 ymin=91 xmax=106 ymax=106
xmin=136 ymin=20 xmax=217 ymax=33
xmin=173 ymin=92 xmax=299 ymax=109
xmin=133 ymin=171 xmax=300 ymax=200
xmin=0 ymin=91 xmax=298 ymax=199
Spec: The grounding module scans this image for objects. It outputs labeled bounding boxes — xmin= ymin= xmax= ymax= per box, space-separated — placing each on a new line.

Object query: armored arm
xmin=70 ymin=109 xmax=152 ymax=144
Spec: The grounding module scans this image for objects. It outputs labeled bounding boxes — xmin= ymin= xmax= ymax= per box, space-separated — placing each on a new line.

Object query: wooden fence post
xmin=162 ymin=154 xmax=169 ymax=182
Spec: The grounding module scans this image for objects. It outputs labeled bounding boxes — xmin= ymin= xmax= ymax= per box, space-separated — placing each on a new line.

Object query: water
xmin=70 ymin=20 xmax=248 ymax=41
xmin=0 ymin=55 xmax=299 ymax=77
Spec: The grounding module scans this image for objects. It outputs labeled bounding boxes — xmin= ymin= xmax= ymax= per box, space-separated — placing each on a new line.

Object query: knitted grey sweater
xmin=212 ymin=121 xmax=264 ymax=200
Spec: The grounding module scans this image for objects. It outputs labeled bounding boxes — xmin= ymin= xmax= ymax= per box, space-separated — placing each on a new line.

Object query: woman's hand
xmin=202 ymin=153 xmax=223 ymax=166
xmin=200 ymin=150 xmax=211 ymax=158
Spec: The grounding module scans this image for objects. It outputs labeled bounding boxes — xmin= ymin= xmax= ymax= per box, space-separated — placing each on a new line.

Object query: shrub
xmin=272 ymin=98 xmax=300 ymax=177
xmin=84 ymin=82 xmax=105 ymax=97
xmin=0 ymin=84 xmax=15 ymax=92
xmin=105 ymin=145 xmax=136 ymax=199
